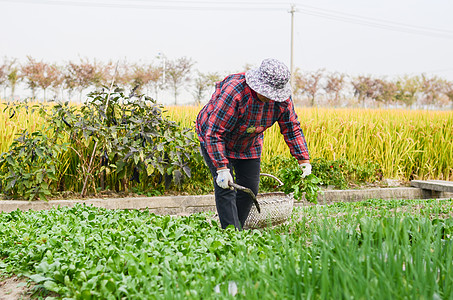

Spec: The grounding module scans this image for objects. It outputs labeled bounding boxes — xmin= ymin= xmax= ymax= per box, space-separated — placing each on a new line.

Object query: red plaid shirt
xmin=196 ymin=73 xmax=310 ymax=169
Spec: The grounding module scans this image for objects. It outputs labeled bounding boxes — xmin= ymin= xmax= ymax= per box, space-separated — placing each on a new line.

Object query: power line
xmin=2 ymin=0 xmax=453 ymax=39
xmin=299 ymin=9 xmax=453 ymax=40
xmin=0 ymin=0 xmax=288 ymax=11
xmin=296 ymin=3 xmax=453 ymax=35
xmin=130 ymin=0 xmax=288 ymax=4
xmin=136 ymin=0 xmax=453 ymax=38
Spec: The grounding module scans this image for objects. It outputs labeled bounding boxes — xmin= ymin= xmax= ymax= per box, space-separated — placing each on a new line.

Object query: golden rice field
xmin=164 ymin=106 xmax=453 ymax=181
xmin=1 ymin=102 xmax=452 ymax=181
xmin=1 ymin=104 xmax=47 ymax=153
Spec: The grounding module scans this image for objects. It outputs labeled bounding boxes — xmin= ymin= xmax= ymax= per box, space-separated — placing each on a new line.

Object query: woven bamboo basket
xmin=239 ymin=173 xmax=294 ymax=229
xmin=243 ymin=191 xmax=294 ymax=229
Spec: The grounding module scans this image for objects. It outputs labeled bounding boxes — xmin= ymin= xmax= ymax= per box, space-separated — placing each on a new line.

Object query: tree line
xmin=293 ymin=69 xmax=453 ymax=109
xmin=1 ymin=56 xmax=452 ymax=109
xmin=0 ymin=56 xmax=219 ymax=105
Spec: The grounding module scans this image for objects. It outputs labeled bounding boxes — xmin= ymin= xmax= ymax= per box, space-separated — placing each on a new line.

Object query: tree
xmin=8 ymin=68 xmax=20 ymax=101
xmin=372 ymin=78 xmax=398 ymax=106
xmin=130 ymin=64 xmax=148 ymax=94
xmin=419 ymin=74 xmax=444 ymax=107
xmin=351 ymin=75 xmax=375 ymax=107
xmin=1 ymin=57 xmax=20 ymax=101
xmin=165 ymin=57 xmax=195 ymax=105
xmin=100 ymin=60 xmax=117 ymax=87
xmin=130 ymin=63 xmax=162 ymax=98
xmin=0 ymin=61 xmax=7 ymax=99
xmin=21 ymin=57 xmax=61 ymax=101
xmin=291 ymin=68 xmax=305 ymax=103
xmin=66 ymin=60 xmax=89 ymax=101
xmin=40 ymin=63 xmax=61 ymax=101
xmin=294 ymin=69 xmax=324 ymax=106
xmin=39 ymin=63 xmax=60 ymax=101
xmin=50 ymin=65 xmax=65 ymax=101
xmin=292 ymin=69 xmax=325 ymax=106
xmin=145 ymin=64 xmax=164 ymax=100
xmin=325 ymin=72 xmax=346 ymax=106
xmin=192 ymin=71 xmax=221 ymax=104
xmin=63 ymin=63 xmax=78 ymax=101
xmin=21 ymin=56 xmax=42 ymax=99
xmin=441 ymin=80 xmax=453 ymax=109
xmin=66 ymin=58 xmax=106 ymax=101
xmin=113 ymin=60 xmax=132 ymax=89
xmin=394 ymin=75 xmax=421 ymax=108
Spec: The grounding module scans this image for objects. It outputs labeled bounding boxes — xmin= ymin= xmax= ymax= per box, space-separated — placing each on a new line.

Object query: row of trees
xmin=1 ymin=56 xmax=452 ymax=108
xmin=293 ymin=69 xmax=453 ymax=109
xmin=0 ymin=56 xmax=220 ymax=105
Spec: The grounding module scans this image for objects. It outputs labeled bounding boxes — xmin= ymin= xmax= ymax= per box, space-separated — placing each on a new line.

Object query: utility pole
xmin=289 ymin=4 xmax=297 ymax=88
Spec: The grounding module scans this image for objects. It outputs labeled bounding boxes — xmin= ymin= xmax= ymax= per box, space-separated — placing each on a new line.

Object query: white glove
xmin=216 ymin=168 xmax=234 ymax=189
xmin=299 ymin=163 xmax=312 ymax=178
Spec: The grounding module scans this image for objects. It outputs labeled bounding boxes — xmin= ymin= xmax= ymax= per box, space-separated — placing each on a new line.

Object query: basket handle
xmin=229 ymin=182 xmax=261 ymax=213
xmin=260 ymin=173 xmax=284 ymax=188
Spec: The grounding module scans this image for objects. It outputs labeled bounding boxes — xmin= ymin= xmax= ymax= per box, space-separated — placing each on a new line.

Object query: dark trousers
xmin=200 ymin=145 xmax=260 ymax=230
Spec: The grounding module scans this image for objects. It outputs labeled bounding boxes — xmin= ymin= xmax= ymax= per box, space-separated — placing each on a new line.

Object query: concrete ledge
xmin=297 ymin=186 xmax=453 ymax=206
xmin=1 ymin=187 xmax=452 ymax=214
xmin=410 ymin=180 xmax=453 ymax=193
xmin=0 ymin=195 xmax=216 ymax=214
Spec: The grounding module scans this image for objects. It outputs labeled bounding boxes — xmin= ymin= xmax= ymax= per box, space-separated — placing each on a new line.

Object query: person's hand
xmin=299 ymin=163 xmax=312 ymax=178
xmin=216 ymin=168 xmax=234 ymax=189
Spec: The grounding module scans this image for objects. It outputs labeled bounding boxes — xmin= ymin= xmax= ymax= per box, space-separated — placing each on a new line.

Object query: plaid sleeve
xmin=277 ymin=98 xmax=310 ymax=161
xmin=204 ymin=82 xmax=240 ymax=168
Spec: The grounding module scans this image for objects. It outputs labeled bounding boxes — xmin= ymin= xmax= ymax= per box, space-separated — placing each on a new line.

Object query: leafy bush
xmin=0 ymin=130 xmax=67 ymax=200
xmin=311 ymin=157 xmax=381 ymax=189
xmin=344 ymin=160 xmax=382 ymax=184
xmin=0 ymin=87 xmax=198 ymax=199
xmin=311 ymin=157 xmax=348 ymax=189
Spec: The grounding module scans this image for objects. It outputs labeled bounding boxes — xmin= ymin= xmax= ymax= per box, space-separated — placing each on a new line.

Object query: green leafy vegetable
xmin=1 ymin=200 xmax=453 ymax=298
xmin=279 ymin=160 xmax=322 ymax=203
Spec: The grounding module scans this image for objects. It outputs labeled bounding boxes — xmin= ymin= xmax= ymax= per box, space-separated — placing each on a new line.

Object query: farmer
xmin=196 ymin=58 xmax=311 ymax=230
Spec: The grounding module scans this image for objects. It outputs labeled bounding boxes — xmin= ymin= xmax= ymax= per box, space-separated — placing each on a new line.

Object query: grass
xmin=1 ymin=198 xmax=453 ymax=299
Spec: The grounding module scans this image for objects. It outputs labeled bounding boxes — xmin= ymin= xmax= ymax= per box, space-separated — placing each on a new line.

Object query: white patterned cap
xmin=245 ymin=58 xmax=292 ymax=102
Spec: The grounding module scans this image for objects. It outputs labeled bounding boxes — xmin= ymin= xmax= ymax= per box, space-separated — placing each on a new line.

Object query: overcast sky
xmin=1 ymin=0 xmax=453 ymax=103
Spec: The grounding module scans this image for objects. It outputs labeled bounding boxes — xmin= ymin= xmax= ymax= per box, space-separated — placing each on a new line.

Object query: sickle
xmin=229 ymin=182 xmax=261 ymax=213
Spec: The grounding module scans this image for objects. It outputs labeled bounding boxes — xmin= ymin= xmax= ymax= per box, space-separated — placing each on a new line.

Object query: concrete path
xmin=1 ymin=186 xmax=452 ymax=214
xmin=410 ymin=180 xmax=453 ymax=193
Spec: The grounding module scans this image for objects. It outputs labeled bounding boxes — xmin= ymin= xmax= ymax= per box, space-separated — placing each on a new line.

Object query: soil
xmin=0 ymin=276 xmax=30 ymax=300
xmin=0 ymin=276 xmax=58 ymax=300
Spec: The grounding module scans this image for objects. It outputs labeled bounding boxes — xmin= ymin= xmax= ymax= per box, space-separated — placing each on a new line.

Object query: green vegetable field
xmin=2 ymin=198 xmax=453 ymax=299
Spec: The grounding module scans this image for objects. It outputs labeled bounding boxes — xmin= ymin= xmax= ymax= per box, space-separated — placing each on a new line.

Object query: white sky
xmin=1 ymin=0 xmax=453 ymax=103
